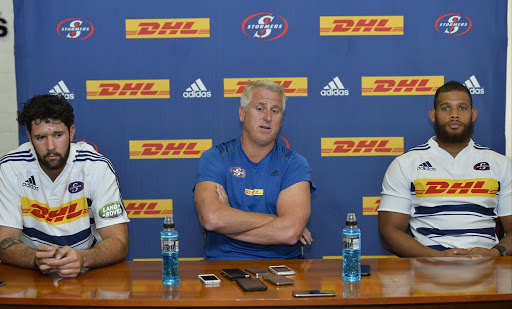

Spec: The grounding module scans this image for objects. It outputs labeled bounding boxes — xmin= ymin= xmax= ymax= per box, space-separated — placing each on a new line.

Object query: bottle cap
xmin=164 ymin=216 xmax=175 ymax=228
xmin=346 ymin=213 xmax=357 ymax=225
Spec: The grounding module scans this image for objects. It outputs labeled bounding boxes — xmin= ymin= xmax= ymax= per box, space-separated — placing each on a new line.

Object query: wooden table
xmin=0 ymin=257 xmax=510 ymax=308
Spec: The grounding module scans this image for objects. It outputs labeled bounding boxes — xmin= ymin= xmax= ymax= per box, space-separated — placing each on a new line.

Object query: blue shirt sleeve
xmin=281 ymin=152 xmax=316 ymax=192
xmin=195 ymin=147 xmax=226 ymax=187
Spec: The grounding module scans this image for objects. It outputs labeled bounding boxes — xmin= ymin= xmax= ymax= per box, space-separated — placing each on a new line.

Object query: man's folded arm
xmin=78 ymin=223 xmax=129 ymax=269
xmin=225 ymin=181 xmax=311 ymax=246
xmin=194 ymin=181 xmax=275 ymax=235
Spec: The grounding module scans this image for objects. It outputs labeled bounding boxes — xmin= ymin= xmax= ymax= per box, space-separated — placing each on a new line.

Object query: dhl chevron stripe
xmin=124 ymin=199 xmax=173 ymax=218
xmin=414 ymin=178 xmax=499 ymax=198
xmin=21 ymin=197 xmax=89 ymax=225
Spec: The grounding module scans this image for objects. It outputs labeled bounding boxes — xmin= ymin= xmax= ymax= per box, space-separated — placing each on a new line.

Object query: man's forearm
xmin=79 ymin=236 xmax=128 ymax=269
xmin=226 ymin=214 xmax=305 ymax=246
xmin=380 ymin=228 xmax=447 ymax=257
xmin=0 ymin=237 xmax=37 ymax=269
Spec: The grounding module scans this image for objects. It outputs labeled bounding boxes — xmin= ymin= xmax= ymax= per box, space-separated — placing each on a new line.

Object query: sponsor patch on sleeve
xmin=99 ymin=202 xmax=124 ymax=219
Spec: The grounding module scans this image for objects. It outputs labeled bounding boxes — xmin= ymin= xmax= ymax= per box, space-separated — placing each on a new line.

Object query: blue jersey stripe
xmin=414 ymin=204 xmax=497 ymax=217
xmin=417 ymin=227 xmax=495 ymax=237
xmin=22 ymin=226 xmax=94 ymax=248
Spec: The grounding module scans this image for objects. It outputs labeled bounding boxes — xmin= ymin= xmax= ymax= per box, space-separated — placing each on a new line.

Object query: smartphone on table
xmin=245 ymin=267 xmax=270 ymax=278
xmin=268 ymin=265 xmax=295 ymax=276
xmin=262 ymin=274 xmax=294 ymax=286
xmin=198 ymin=274 xmax=221 ymax=285
xmin=220 ymin=268 xmax=250 ymax=280
xmin=292 ymin=290 xmax=336 ymax=297
xmin=236 ymin=278 xmax=267 ymax=291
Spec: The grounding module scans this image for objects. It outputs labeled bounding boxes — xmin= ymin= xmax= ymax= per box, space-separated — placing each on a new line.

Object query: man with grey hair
xmin=194 ymin=80 xmax=315 ymax=260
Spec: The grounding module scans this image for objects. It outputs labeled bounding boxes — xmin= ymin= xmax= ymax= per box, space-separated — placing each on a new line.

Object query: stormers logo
xmin=57 ymin=18 xmax=94 ymax=40
xmin=474 ymin=162 xmax=490 ymax=171
xmin=231 ymin=167 xmax=246 ymax=178
xmin=86 ymin=80 xmax=170 ymax=99
xmin=129 ymin=139 xmax=212 ymax=159
xmin=414 ymin=178 xmax=498 ymax=198
xmin=125 ymin=199 xmax=173 ymax=218
xmin=321 ymin=137 xmax=404 ymax=156
xmin=224 ymin=78 xmax=307 ymax=97
xmin=126 ymin=18 xmax=210 ymax=38
xmin=435 ymin=14 xmax=472 ymax=36
xmin=68 ymin=181 xmax=84 ymax=193
xmin=99 ymin=202 xmax=123 ymax=219
xmin=362 ymin=76 xmax=444 ymax=96
xmin=320 ymin=16 xmax=403 ymax=35
xmin=242 ymin=13 xmax=288 ymax=41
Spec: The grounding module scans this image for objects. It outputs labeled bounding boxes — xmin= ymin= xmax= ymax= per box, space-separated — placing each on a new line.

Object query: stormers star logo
xmin=474 ymin=162 xmax=490 ymax=171
xmin=230 ymin=167 xmax=246 ymax=178
xmin=242 ymin=13 xmax=288 ymax=41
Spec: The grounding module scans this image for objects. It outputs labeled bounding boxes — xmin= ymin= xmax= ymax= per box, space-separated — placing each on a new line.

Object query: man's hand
xmin=462 ymin=247 xmax=501 ymax=257
xmin=299 ymin=227 xmax=313 ymax=245
xmin=37 ymin=245 xmax=84 ymax=277
xmin=216 ymin=183 xmax=230 ymax=206
xmin=35 ymin=244 xmax=59 ymax=273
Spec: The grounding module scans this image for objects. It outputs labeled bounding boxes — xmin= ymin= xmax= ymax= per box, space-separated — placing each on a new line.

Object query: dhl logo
xmin=224 ymin=77 xmax=307 ymax=97
xmin=21 ymin=197 xmax=89 ymax=225
xmin=125 ymin=18 xmax=210 ymax=38
xmin=124 ymin=199 xmax=172 ymax=218
xmin=414 ymin=178 xmax=499 ymax=198
xmin=361 ymin=76 xmax=444 ymax=96
xmin=320 ymin=16 xmax=404 ymax=35
xmin=86 ymin=80 xmax=170 ymax=99
xmin=363 ymin=197 xmax=381 ymax=215
xmin=321 ymin=137 xmax=403 ymax=157
xmin=129 ymin=139 xmax=212 ymax=159
xmin=245 ymin=188 xmax=264 ymax=196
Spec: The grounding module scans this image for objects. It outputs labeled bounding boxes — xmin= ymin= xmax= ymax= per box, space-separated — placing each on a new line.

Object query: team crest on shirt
xmin=230 ymin=167 xmax=246 ymax=178
xmin=68 ymin=181 xmax=84 ymax=193
xmin=99 ymin=202 xmax=123 ymax=219
xmin=474 ymin=162 xmax=490 ymax=171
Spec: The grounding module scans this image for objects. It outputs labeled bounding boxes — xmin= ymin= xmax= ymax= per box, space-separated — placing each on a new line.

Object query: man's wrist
xmin=492 ymin=244 xmax=507 ymax=256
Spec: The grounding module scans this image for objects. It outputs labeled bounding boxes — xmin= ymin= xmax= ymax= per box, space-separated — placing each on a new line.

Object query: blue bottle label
xmin=343 ymin=234 xmax=360 ymax=250
xmin=161 ymin=239 xmax=179 ymax=252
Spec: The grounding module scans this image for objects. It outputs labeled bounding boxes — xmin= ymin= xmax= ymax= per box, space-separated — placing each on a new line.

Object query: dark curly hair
xmin=17 ymin=94 xmax=74 ymax=133
xmin=433 ymin=81 xmax=472 ymax=109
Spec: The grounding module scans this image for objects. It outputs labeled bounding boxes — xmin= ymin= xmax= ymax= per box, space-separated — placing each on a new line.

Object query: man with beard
xmin=194 ymin=80 xmax=315 ymax=260
xmin=378 ymin=81 xmax=511 ymax=257
xmin=0 ymin=94 xmax=129 ymax=277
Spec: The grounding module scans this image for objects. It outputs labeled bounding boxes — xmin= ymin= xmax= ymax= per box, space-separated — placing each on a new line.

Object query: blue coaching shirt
xmin=195 ymin=137 xmax=315 ymax=260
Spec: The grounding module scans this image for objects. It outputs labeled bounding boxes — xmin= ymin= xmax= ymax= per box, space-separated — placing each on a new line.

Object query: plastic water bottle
xmin=161 ymin=216 xmax=179 ymax=285
xmin=342 ymin=213 xmax=361 ymax=282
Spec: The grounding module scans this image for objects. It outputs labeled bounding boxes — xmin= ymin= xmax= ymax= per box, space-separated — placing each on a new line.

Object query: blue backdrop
xmin=14 ymin=0 xmax=508 ymax=260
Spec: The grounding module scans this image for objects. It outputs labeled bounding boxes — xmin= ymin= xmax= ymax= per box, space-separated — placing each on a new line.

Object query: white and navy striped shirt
xmin=0 ymin=142 xmax=129 ymax=250
xmin=379 ymin=137 xmax=511 ymax=250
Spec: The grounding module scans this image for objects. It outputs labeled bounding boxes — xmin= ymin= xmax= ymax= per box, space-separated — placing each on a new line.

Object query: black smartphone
xmin=292 ymin=290 xmax=336 ymax=297
xmin=220 ymin=268 xmax=250 ymax=280
xmin=236 ymin=278 xmax=267 ymax=291
xmin=245 ymin=267 xmax=270 ymax=277
xmin=262 ymin=274 xmax=294 ymax=286
xmin=361 ymin=264 xmax=371 ymax=276
xmin=0 ymin=281 xmax=5 ymax=287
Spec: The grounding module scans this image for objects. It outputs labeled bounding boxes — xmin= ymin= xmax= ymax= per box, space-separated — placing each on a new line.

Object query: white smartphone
xmin=268 ymin=265 xmax=295 ymax=276
xmin=198 ymin=274 xmax=221 ymax=285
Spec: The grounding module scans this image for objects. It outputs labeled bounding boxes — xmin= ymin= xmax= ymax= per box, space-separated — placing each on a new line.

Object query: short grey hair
xmin=240 ymin=80 xmax=287 ymax=112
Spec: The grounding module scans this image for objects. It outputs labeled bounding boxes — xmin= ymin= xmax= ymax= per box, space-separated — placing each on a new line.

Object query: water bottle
xmin=342 ymin=213 xmax=361 ymax=282
xmin=161 ymin=216 xmax=179 ymax=285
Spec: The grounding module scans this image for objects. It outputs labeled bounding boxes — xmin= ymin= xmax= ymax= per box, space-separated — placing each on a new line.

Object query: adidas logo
xmin=49 ymin=80 xmax=75 ymax=100
xmin=22 ymin=175 xmax=39 ymax=191
xmin=464 ymin=75 xmax=484 ymax=95
xmin=271 ymin=170 xmax=279 ymax=176
xmin=417 ymin=161 xmax=436 ymax=171
xmin=320 ymin=76 xmax=349 ymax=96
xmin=183 ymin=78 xmax=212 ymax=98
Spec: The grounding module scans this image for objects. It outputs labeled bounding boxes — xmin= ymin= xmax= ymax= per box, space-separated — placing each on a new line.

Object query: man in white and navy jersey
xmin=0 ymin=94 xmax=129 ymax=277
xmin=378 ymin=81 xmax=511 ymax=257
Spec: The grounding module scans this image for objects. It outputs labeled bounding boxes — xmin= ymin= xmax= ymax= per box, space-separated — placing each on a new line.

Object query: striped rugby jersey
xmin=379 ymin=137 xmax=512 ymax=250
xmin=0 ymin=142 xmax=129 ymax=249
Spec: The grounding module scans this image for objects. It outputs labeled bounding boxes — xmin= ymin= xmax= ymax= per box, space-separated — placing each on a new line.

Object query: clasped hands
xmin=35 ymin=244 xmax=84 ymax=277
